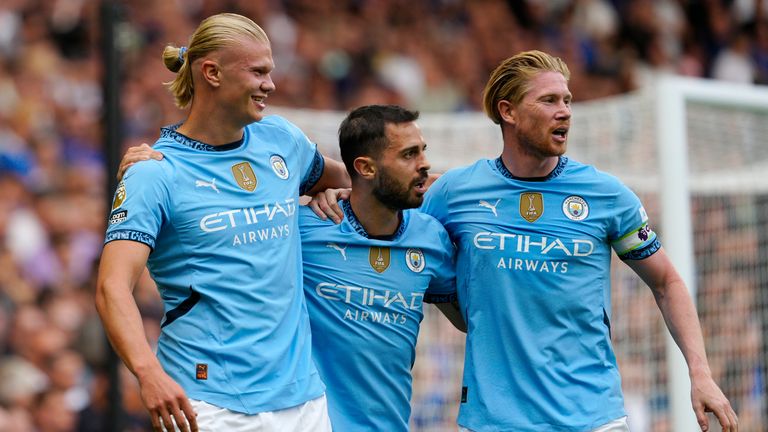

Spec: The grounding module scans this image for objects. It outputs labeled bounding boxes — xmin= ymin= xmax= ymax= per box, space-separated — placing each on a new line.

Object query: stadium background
xmin=0 ymin=0 xmax=766 ymax=431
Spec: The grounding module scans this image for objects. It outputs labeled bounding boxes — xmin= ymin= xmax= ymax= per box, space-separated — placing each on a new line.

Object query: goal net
xmin=273 ymin=75 xmax=768 ymax=432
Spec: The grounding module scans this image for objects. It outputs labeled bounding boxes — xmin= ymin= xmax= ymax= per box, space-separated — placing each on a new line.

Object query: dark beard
xmin=372 ymin=168 xmax=424 ymax=211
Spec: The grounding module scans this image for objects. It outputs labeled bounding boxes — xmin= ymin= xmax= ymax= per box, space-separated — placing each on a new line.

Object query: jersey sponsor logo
xmin=369 ymin=246 xmax=390 ymax=273
xmin=405 ymin=248 xmax=425 ymax=273
xmin=473 ymin=231 xmax=594 ymax=256
xmin=109 ymin=209 xmax=127 ymax=225
xmin=326 ymin=242 xmax=348 ymax=260
xmin=270 ymin=155 xmax=289 ymax=179
xmin=315 ymin=282 xmax=424 ymax=310
xmin=231 ymin=161 xmax=258 ymax=192
xmin=199 ymin=199 xmax=296 ymax=233
xmin=562 ymin=195 xmax=589 ymax=221
xmin=478 ymin=199 xmax=501 ymax=216
xmin=112 ymin=181 xmax=126 ymax=210
xmin=520 ymin=192 xmax=543 ymax=222
xmin=195 ymin=178 xmax=220 ymax=193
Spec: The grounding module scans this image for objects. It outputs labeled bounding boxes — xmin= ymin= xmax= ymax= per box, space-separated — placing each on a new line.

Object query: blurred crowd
xmin=1 ymin=0 xmax=767 ymax=430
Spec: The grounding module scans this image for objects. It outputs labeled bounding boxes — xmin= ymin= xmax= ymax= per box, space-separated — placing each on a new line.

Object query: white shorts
xmin=164 ymin=394 xmax=331 ymax=432
xmin=459 ymin=416 xmax=630 ymax=432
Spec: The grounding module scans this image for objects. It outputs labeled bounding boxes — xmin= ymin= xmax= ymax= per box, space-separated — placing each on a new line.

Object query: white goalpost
xmin=273 ymin=75 xmax=768 ymax=431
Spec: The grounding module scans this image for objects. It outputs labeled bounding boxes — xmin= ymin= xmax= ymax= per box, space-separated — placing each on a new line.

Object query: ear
xmin=497 ymin=100 xmax=516 ymax=125
xmin=353 ymin=156 xmax=376 ymax=180
xmin=200 ymin=60 xmax=221 ymax=88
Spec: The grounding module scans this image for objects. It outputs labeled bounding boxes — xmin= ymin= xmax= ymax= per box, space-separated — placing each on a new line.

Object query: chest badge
xmin=270 ymin=155 xmax=289 ymax=179
xmin=520 ymin=192 xmax=543 ymax=223
xmin=563 ymin=195 xmax=589 ymax=220
xmin=405 ymin=248 xmax=425 ymax=273
xmin=231 ymin=162 xmax=258 ymax=192
xmin=369 ymin=246 xmax=390 ymax=273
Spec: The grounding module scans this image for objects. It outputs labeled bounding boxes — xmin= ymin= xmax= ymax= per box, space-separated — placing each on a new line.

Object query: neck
xmin=349 ymin=188 xmax=401 ymax=237
xmin=177 ymin=101 xmax=246 ymax=145
xmin=500 ymin=138 xmax=559 ymax=178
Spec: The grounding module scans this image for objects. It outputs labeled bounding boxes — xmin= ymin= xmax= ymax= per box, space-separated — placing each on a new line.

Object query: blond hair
xmin=482 ymin=50 xmax=571 ymax=125
xmin=162 ymin=13 xmax=270 ymax=108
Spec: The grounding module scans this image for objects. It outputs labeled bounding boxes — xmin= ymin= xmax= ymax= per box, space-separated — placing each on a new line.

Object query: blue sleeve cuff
xmin=105 ymin=229 xmax=156 ymax=250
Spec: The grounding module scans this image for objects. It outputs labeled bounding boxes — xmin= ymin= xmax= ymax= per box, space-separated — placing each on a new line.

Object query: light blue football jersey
xmin=104 ymin=116 xmax=326 ymax=414
xmin=299 ymin=200 xmax=457 ymax=432
xmin=421 ymin=157 xmax=660 ymax=432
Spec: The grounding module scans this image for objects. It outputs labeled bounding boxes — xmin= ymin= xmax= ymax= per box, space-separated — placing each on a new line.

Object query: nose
xmin=418 ymin=153 xmax=431 ymax=174
xmin=556 ymin=100 xmax=571 ymax=120
xmin=262 ymin=73 xmax=276 ymax=93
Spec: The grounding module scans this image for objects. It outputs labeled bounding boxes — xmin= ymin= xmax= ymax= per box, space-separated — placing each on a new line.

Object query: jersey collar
xmin=160 ymin=123 xmax=245 ymax=152
xmin=495 ymin=156 xmax=568 ymax=182
xmin=341 ymin=199 xmax=407 ymax=241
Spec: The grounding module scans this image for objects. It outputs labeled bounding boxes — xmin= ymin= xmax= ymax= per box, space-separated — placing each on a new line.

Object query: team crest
xmin=519 ymin=192 xmax=543 ymax=223
xmin=369 ymin=246 xmax=390 ymax=273
xmin=562 ymin=195 xmax=589 ymax=221
xmin=270 ymin=155 xmax=289 ymax=180
xmin=112 ymin=181 xmax=126 ymax=210
xmin=405 ymin=248 xmax=425 ymax=273
xmin=231 ymin=162 xmax=258 ymax=192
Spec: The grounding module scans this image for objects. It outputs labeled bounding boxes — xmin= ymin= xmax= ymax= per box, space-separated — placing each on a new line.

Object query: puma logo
xmin=326 ymin=242 xmax=348 ymax=260
xmin=478 ymin=199 xmax=501 ymax=217
xmin=195 ymin=178 xmax=220 ymax=193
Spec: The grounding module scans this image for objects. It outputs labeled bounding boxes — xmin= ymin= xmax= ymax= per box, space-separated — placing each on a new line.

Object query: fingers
xmin=308 ymin=198 xmax=328 ymax=221
xmin=694 ymin=403 xmax=709 ymax=432
xmin=712 ymin=404 xmax=739 ymax=432
xmin=324 ymin=189 xmax=344 ymax=224
xmin=180 ymin=398 xmax=199 ymax=432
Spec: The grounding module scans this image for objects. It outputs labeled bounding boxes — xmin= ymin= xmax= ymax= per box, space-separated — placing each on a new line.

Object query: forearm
xmin=96 ymin=278 xmax=163 ymax=379
xmin=652 ymin=278 xmax=711 ymax=378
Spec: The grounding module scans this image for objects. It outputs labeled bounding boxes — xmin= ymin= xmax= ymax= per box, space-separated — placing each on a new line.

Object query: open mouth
xmin=553 ymin=127 xmax=568 ymax=140
xmin=413 ymin=177 xmax=428 ymax=193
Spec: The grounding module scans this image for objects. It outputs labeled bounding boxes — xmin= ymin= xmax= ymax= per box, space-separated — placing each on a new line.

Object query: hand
xmin=691 ymin=373 xmax=738 ymax=431
xmin=118 ymin=143 xmax=164 ymax=181
xmin=306 ymin=188 xmax=351 ymax=224
xmin=138 ymin=368 xmax=198 ymax=432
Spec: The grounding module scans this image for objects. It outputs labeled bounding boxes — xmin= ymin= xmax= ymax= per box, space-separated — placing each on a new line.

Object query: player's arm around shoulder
xmin=418 ymin=213 xmax=466 ymax=333
xmin=625 ymin=249 xmax=738 ymax=432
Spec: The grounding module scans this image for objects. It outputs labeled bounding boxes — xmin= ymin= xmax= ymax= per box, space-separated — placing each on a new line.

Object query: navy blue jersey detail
xmin=159 ymin=123 xmax=245 ymax=152
xmin=161 ymin=288 xmax=201 ymax=328
xmin=342 ymin=199 xmax=407 ymax=240
xmin=105 ymin=229 xmax=156 ymax=249
xmin=423 ymin=292 xmax=458 ymax=304
xmin=299 ymin=150 xmax=324 ymax=195
xmin=619 ymin=238 xmax=661 ymax=260
xmin=495 ymin=156 xmax=568 ymax=181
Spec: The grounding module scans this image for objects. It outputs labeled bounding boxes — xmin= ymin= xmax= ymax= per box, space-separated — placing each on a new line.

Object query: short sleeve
xmin=423 ymin=224 xmax=457 ymax=304
xmin=608 ymin=182 xmax=661 ymax=260
xmin=104 ymin=160 xmax=172 ymax=250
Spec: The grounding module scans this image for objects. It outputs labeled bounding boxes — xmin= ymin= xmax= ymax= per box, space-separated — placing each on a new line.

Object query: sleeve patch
xmin=619 ymin=238 xmax=661 ymax=260
xmin=105 ymin=229 xmax=156 ymax=249
xmin=612 ymin=222 xmax=656 ymax=256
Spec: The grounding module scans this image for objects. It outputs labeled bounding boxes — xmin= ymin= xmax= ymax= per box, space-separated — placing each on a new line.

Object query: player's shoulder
xmin=564 ymin=157 xmax=626 ymax=190
xmin=122 ymin=156 xmax=173 ymax=184
xmin=405 ymin=209 xmax=450 ymax=239
xmin=431 ymin=159 xmax=490 ymax=188
xmin=248 ymin=115 xmax=305 ymax=139
xmin=298 ymin=204 xmax=335 ymax=232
